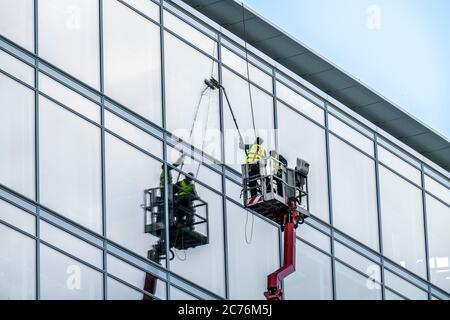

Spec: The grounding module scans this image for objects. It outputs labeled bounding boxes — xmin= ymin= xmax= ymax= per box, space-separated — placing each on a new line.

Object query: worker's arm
xmin=173 ymin=153 xmax=185 ymax=168
xmin=239 ymin=137 xmax=250 ymax=152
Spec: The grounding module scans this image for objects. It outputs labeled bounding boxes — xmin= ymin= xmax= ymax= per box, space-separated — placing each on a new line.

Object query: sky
xmin=243 ymin=0 xmax=450 ymax=139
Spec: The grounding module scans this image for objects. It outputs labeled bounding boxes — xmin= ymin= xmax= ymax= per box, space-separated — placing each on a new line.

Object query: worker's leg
xmin=249 ymin=164 xmax=260 ymax=197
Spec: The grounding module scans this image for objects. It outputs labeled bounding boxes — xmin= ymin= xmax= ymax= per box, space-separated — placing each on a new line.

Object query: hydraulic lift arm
xmin=264 ymin=199 xmax=301 ymax=301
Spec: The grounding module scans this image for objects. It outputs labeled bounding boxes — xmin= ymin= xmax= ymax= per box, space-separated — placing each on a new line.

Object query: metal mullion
xmin=98 ymin=0 xmax=108 ymax=301
xmin=420 ymin=163 xmax=432 ymax=299
xmin=0 ymin=219 xmax=36 ymax=241
xmin=324 ymin=102 xmax=337 ymax=300
xmin=0 ymin=46 xmax=36 ymax=68
xmin=0 ymin=194 xmax=36 ymax=217
xmin=0 ymin=68 xmax=35 ymax=90
xmin=217 ymin=34 xmax=230 ymax=300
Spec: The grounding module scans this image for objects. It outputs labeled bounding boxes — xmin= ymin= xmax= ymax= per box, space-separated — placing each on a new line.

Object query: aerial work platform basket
xmin=242 ymin=156 xmax=310 ymax=226
xmin=142 ymin=184 xmax=209 ymax=250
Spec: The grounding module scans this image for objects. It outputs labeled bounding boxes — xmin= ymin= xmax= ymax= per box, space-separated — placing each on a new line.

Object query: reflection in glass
xmin=39 ymin=96 xmax=102 ymax=233
xmin=330 ymin=135 xmax=379 ymax=250
xmin=278 ymin=103 xmax=329 ymax=223
xmin=0 ymin=74 xmax=35 ymax=199
xmin=0 ymin=223 xmax=35 ymax=299
xmin=39 ymin=0 xmax=100 ymax=89
xmin=103 ymin=0 xmax=161 ymax=124
xmin=379 ymin=166 xmax=426 ymax=278
xmin=165 ymin=32 xmax=220 ymax=160
xmin=40 ymin=244 xmax=102 ymax=300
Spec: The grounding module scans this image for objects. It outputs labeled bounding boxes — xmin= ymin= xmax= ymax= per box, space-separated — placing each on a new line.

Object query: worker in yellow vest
xmin=174 ymin=172 xmax=199 ymax=230
xmin=240 ymin=137 xmax=266 ymax=197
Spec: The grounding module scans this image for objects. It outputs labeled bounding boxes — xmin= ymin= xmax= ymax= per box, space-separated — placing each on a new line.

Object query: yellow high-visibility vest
xmin=246 ymin=144 xmax=265 ymax=164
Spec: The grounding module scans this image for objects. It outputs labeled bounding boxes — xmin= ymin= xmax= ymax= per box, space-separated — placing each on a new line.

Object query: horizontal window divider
xmin=169 ymin=272 xmax=222 ymax=300
xmin=424 ymin=190 xmax=450 ymax=208
xmin=40 ymin=240 xmax=104 ymax=274
xmin=0 ymin=35 xmax=36 ymax=65
xmin=104 ymin=129 xmax=164 ymax=164
xmin=383 ymin=285 xmax=411 ymax=300
xmin=329 ymin=130 xmax=376 ymax=159
xmin=106 ymin=273 xmax=162 ymax=300
xmin=383 ymin=259 xmax=432 ymax=293
xmin=0 ymin=46 xmax=36 ymax=69
xmin=38 ymin=60 xmax=101 ymax=103
xmin=39 ymin=215 xmax=104 ymax=252
xmin=116 ymin=0 xmax=160 ymax=26
xmin=297 ymin=237 xmax=332 ymax=257
xmin=39 ymin=68 xmax=102 ymax=107
xmin=106 ymin=243 xmax=168 ymax=280
xmin=0 ymin=184 xmax=37 ymax=214
xmin=377 ymin=137 xmax=422 ymax=170
xmin=163 ymin=2 xmax=218 ymax=41
xmin=38 ymin=92 xmax=101 ymax=127
xmin=327 ymin=105 xmax=375 ymax=139
xmin=378 ymin=162 xmax=425 ymax=191
xmin=104 ymin=99 xmax=164 ymax=140
xmin=0 ymin=218 xmax=36 ymax=240
xmin=333 ymin=237 xmax=382 ymax=266
xmin=221 ymin=63 xmax=274 ymax=96
xmin=168 ymin=164 xmax=223 ymax=197
xmin=39 ymin=208 xmax=104 ymax=247
xmin=277 ymin=98 xmax=326 ymax=128
xmin=220 ymin=40 xmax=274 ymax=76
xmin=276 ymin=76 xmax=326 ymax=109
xmin=335 ymin=256 xmax=383 ymax=286
xmin=0 ymin=68 xmax=35 ymax=90
xmin=430 ymin=287 xmax=450 ymax=300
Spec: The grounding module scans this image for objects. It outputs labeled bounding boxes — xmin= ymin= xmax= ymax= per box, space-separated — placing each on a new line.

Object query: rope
xmin=241 ymin=2 xmax=257 ymax=140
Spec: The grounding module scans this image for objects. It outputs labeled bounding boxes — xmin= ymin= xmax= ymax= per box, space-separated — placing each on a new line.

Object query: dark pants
xmin=248 ymin=164 xmax=260 ymax=197
xmin=175 ymin=197 xmax=195 ymax=229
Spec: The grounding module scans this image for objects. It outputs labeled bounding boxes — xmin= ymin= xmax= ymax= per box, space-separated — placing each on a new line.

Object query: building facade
xmin=0 ymin=0 xmax=449 ymax=300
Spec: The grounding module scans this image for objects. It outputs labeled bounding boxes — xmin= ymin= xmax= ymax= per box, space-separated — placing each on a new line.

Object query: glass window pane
xmin=426 ymin=195 xmax=450 ymax=293
xmin=425 ymin=176 xmax=449 ymax=205
xmin=0 ymin=0 xmax=34 ymax=51
xmin=385 ymin=289 xmax=405 ymax=300
xmin=171 ymin=286 xmax=197 ymax=300
xmin=165 ymin=32 xmax=221 ymax=160
xmin=122 ymin=0 xmax=159 ymax=22
xmin=335 ymin=241 xmax=380 ymax=278
xmin=39 ymin=0 xmax=100 ymax=89
xmin=384 ymin=270 xmax=428 ymax=300
xmin=222 ymin=69 xmax=275 ymax=171
xmin=104 ymin=0 xmax=161 ymax=124
xmin=0 ymin=199 xmax=35 ymax=235
xmin=0 ymin=223 xmax=35 ymax=299
xmin=378 ymin=146 xmax=421 ymax=185
xmin=0 ymin=74 xmax=35 ymax=199
xmin=226 ymin=201 xmax=279 ymax=299
xmin=40 ymin=244 xmax=102 ymax=300
xmin=225 ymin=179 xmax=242 ymax=204
xmin=278 ymin=103 xmax=329 ymax=223
xmin=39 ymin=96 xmax=102 ymax=233
xmin=284 ymin=240 xmax=332 ymax=300
xmin=40 ymin=220 xmax=103 ymax=269
xmin=105 ymin=134 xmax=164 ymax=262
xmin=170 ymin=183 xmax=225 ymax=297
xmin=107 ymin=254 xmax=166 ymax=299
xmin=276 ymin=81 xmax=324 ymax=124
xmin=330 ymin=136 xmax=379 ymax=250
xmin=298 ymin=224 xmax=330 ymax=253
xmin=222 ymin=46 xmax=272 ymax=93
xmin=379 ymin=166 xmax=426 ymax=278
xmin=164 ymin=11 xmax=216 ymax=57
xmin=328 ymin=115 xmax=373 ymax=155
xmin=0 ymin=49 xmax=34 ymax=86
xmin=105 ymin=110 xmax=163 ymax=159
xmin=335 ymin=262 xmax=382 ymax=300
xmin=39 ymin=72 xmax=100 ymax=123
xmin=107 ymin=277 xmax=156 ymax=300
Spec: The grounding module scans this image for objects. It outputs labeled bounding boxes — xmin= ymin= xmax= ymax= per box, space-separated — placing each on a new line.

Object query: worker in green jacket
xmin=174 ymin=172 xmax=199 ymax=230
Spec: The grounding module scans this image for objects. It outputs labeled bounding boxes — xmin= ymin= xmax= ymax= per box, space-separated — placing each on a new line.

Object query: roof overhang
xmin=181 ymin=0 xmax=450 ymax=172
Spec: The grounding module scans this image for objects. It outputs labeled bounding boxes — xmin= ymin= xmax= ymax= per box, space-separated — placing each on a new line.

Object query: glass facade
xmin=0 ymin=0 xmax=449 ymax=300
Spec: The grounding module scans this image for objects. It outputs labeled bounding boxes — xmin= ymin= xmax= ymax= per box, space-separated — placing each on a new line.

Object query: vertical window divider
xmin=420 ymin=162 xmax=432 ymax=300
xmin=98 ymin=0 xmax=108 ymax=301
xmin=160 ymin=0 xmax=170 ymax=301
xmin=217 ymin=34 xmax=230 ymax=300
xmin=324 ymin=102 xmax=337 ymax=300
xmin=374 ymin=134 xmax=386 ymax=300
xmin=33 ymin=0 xmax=40 ymax=301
